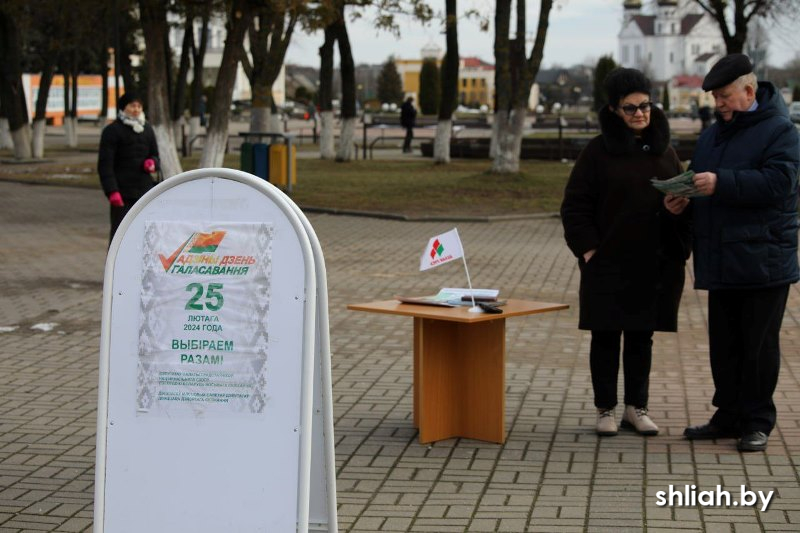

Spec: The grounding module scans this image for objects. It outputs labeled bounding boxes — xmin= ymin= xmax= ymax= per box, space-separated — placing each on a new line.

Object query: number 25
xmin=185 ymin=283 xmax=224 ymax=311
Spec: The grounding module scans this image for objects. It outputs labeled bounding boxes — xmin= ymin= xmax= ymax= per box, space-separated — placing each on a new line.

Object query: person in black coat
xmin=665 ymin=54 xmax=800 ymax=452
xmin=561 ymin=68 xmax=691 ymax=437
xmin=98 ymin=92 xmax=159 ymax=242
xmin=400 ymin=97 xmax=416 ymax=153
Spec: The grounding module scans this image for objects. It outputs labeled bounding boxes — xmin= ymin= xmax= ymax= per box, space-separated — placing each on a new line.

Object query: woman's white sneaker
xmin=621 ymin=405 xmax=659 ymax=436
xmin=596 ymin=408 xmax=618 ymax=436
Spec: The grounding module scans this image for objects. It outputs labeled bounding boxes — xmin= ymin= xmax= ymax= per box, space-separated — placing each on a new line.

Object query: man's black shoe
xmin=683 ymin=423 xmax=738 ymax=440
xmin=738 ymin=431 xmax=768 ymax=452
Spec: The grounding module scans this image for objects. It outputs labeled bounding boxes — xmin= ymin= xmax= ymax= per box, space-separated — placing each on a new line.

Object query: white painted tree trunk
xmin=269 ymin=112 xmax=282 ymax=133
xmin=433 ymin=120 xmax=452 ymax=164
xmin=188 ymin=116 xmax=201 ymax=142
xmin=250 ymin=107 xmax=270 ymax=133
xmin=0 ymin=118 xmax=14 ymax=149
xmin=336 ymin=117 xmax=356 ymax=161
xmin=491 ymin=107 xmax=527 ymax=173
xmin=199 ymin=128 xmax=229 ymax=168
xmin=11 ymin=124 xmax=32 ymax=159
xmin=152 ymin=123 xmax=183 ymax=178
xmin=64 ymin=117 xmax=78 ymax=148
xmin=319 ymin=111 xmax=335 ymax=160
xmin=489 ymin=116 xmax=499 ymax=159
xmin=492 ymin=111 xmax=519 ymax=173
xmin=31 ymin=119 xmax=46 ymax=158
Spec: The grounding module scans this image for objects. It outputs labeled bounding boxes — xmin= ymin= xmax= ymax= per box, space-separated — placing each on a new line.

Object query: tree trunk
xmin=335 ymin=5 xmax=356 ymax=161
xmin=0 ymin=7 xmax=31 ymax=159
xmin=172 ymin=12 xmax=193 ymax=124
xmin=190 ymin=0 xmax=211 ymax=124
xmin=435 ymin=0 xmax=459 ymax=164
xmin=319 ymin=111 xmax=335 ymax=159
xmin=63 ymin=73 xmax=78 ymax=148
xmin=32 ymin=119 xmax=46 ymax=158
xmin=199 ymin=0 xmax=252 ymax=168
xmin=318 ymin=24 xmax=336 ymax=160
xmin=139 ymin=0 xmax=182 ymax=177
xmin=68 ymin=67 xmax=79 ymax=148
xmin=433 ymin=120 xmax=452 ymax=164
xmin=336 ymin=118 xmax=355 ymax=161
xmin=10 ymin=125 xmax=32 ymax=159
xmin=32 ymin=60 xmax=55 ymax=158
xmin=250 ymin=105 xmax=271 ymax=133
xmin=0 ymin=119 xmax=13 ymax=149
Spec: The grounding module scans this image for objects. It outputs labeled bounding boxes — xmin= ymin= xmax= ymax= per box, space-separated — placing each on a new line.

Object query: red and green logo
xmin=159 ymin=231 xmax=227 ymax=271
xmin=430 ymin=239 xmax=444 ymax=260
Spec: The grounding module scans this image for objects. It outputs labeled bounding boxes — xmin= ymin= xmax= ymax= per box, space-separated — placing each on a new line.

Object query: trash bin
xmin=240 ymin=142 xmax=254 ymax=174
xmin=268 ymin=144 xmax=296 ymax=188
xmin=252 ymin=143 xmax=270 ymax=181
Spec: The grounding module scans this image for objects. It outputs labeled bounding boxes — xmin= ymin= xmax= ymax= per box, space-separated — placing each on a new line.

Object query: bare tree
xmin=334 ymin=2 xmax=356 ymax=161
xmin=199 ymin=0 xmax=254 ymax=168
xmin=188 ymin=0 xmax=213 ymax=140
xmin=242 ymin=1 xmax=302 ymax=134
xmin=0 ymin=4 xmax=32 ymax=158
xmin=692 ymin=0 xmax=797 ymax=55
xmin=139 ymin=0 xmax=183 ymax=177
xmin=434 ymin=0 xmax=458 ymax=164
xmin=318 ymin=22 xmax=337 ymax=159
xmin=492 ymin=0 xmax=553 ymax=174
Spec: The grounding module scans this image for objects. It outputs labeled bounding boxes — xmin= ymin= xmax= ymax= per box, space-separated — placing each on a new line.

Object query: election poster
xmin=136 ymin=221 xmax=274 ymax=417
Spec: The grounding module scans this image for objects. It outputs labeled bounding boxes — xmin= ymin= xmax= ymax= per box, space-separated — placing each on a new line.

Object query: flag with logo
xmin=420 ymin=228 xmax=464 ymax=271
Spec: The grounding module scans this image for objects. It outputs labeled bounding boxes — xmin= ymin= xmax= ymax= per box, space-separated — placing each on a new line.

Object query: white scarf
xmin=119 ymin=111 xmax=146 ymax=133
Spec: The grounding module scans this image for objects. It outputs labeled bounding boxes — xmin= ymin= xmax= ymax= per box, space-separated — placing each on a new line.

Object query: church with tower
xmin=617 ymin=0 xmax=724 ymax=83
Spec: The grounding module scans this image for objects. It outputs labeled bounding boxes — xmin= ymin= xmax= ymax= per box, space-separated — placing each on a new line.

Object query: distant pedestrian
xmin=98 ymin=92 xmax=159 ymax=243
xmin=698 ymin=105 xmax=712 ymax=131
xmin=400 ymin=97 xmax=416 ymax=153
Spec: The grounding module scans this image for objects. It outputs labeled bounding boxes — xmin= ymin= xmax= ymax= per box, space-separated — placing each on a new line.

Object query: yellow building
xmin=395 ymin=45 xmax=495 ymax=110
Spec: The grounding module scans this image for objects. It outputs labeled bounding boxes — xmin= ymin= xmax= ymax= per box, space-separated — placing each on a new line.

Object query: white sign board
xmin=95 ymin=169 xmax=337 ymax=533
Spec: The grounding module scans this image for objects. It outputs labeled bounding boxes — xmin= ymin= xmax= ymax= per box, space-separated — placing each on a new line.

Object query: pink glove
xmin=109 ymin=191 xmax=124 ymax=207
xmin=143 ymin=158 xmax=156 ymax=173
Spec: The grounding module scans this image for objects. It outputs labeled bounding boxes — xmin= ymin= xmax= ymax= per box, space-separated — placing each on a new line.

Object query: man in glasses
xmin=664 ymin=54 xmax=800 ymax=452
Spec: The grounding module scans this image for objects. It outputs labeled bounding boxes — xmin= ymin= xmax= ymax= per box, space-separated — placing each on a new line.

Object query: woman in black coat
xmin=98 ymin=92 xmax=159 ymax=242
xmin=560 ymin=68 xmax=690 ymax=437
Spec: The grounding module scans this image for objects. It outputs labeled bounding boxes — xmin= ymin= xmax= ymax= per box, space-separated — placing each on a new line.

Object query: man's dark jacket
xmin=690 ymin=81 xmax=800 ymax=290
xmin=561 ymin=105 xmax=691 ymax=331
xmin=98 ymin=119 xmax=159 ymax=202
xmin=400 ymin=100 xmax=416 ymax=129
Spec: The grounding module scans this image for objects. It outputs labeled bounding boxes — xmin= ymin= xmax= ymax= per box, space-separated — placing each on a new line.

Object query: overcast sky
xmin=284 ymin=0 xmax=798 ymax=71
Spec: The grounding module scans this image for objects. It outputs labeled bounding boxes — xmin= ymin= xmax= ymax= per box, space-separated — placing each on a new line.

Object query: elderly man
xmin=665 ymin=54 xmax=800 ymax=452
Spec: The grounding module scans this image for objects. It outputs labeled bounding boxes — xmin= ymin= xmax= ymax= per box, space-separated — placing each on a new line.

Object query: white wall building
xmin=617 ymin=0 xmax=724 ymax=83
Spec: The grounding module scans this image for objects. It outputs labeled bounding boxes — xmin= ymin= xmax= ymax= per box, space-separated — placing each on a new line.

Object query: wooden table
xmin=346 ymin=299 xmax=569 ymax=444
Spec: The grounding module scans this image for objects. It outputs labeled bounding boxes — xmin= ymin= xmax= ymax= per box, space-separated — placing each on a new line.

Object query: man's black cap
xmin=702 ymin=54 xmax=753 ymax=91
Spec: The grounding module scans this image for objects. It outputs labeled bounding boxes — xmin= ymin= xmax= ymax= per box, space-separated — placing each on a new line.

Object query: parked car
xmin=789 ymin=101 xmax=800 ymax=124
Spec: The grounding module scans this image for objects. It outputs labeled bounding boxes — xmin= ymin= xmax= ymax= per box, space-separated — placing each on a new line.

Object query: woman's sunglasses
xmin=619 ymin=102 xmax=652 ymax=116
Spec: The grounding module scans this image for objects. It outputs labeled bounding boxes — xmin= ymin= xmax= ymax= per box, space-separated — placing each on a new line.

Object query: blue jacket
xmin=690 ymin=82 xmax=800 ymax=290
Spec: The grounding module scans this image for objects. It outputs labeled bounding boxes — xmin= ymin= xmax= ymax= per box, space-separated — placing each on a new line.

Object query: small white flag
xmin=420 ymin=228 xmax=464 ymax=271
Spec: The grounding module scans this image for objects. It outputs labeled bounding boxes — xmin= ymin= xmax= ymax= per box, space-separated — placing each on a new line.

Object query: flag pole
xmin=454 ymin=229 xmax=481 ymax=313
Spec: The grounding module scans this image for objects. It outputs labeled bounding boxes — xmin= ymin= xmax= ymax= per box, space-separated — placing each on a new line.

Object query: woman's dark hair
xmin=604 ymin=68 xmax=651 ymax=107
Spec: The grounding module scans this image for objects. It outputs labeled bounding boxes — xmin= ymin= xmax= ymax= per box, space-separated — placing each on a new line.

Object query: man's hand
xmin=109 ymin=191 xmax=124 ymax=207
xmin=693 ymin=171 xmax=717 ymax=196
xmin=664 ymin=194 xmax=689 ymax=215
xmin=583 ymin=249 xmax=596 ymax=263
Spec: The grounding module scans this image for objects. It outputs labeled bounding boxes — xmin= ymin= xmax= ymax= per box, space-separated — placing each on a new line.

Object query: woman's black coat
xmin=560 ymin=105 xmax=690 ymax=331
xmin=97 ymin=119 xmax=159 ymax=202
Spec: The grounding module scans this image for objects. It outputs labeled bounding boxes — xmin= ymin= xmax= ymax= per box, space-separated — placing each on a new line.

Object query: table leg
xmin=413 ymin=317 xmax=505 ymax=444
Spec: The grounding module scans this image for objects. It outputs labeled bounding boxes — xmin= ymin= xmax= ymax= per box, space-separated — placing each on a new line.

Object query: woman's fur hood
xmin=598 ymin=104 xmax=671 ymax=156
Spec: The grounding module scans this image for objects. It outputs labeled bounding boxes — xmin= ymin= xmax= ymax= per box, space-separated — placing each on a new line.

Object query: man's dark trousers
xmin=708 ymin=285 xmax=790 ymax=435
xmin=403 ymin=127 xmax=413 ymax=152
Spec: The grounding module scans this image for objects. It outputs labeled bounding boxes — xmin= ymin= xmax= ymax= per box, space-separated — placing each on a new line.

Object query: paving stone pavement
xmin=1 ymin=180 xmax=799 ymax=533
